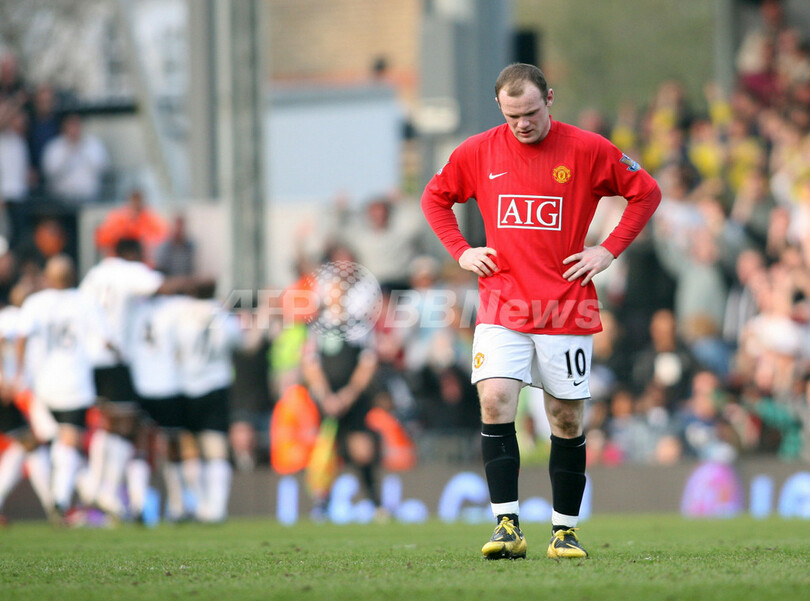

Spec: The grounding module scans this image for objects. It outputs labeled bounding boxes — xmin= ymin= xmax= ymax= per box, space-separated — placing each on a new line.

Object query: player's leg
xmin=477 ymin=377 xmax=527 ymax=559
xmin=478 ymin=377 xmax=523 ymax=520
xmin=91 ymin=364 xmax=151 ymax=520
xmin=0 ymin=429 xmax=54 ymax=525
xmin=126 ymin=451 xmax=151 ymax=522
xmin=125 ymin=408 xmax=158 ymax=523
xmin=20 ymin=397 xmax=60 ymax=521
xmin=95 ymin=402 xmax=139 ymax=518
xmin=197 ymin=429 xmax=231 ymax=523
xmin=179 ymin=429 xmax=203 ymax=518
xmin=143 ymin=395 xmax=187 ymax=522
xmin=118 ymin=406 xmax=150 ymax=521
xmin=0 ymin=401 xmax=31 ymax=522
xmin=0 ymin=436 xmax=26 ymax=519
xmin=336 ymin=390 xmax=383 ymax=514
xmin=343 ymin=429 xmax=382 ymax=511
xmin=49 ymin=416 xmax=85 ymax=518
xmin=162 ymin=428 xmax=187 ymax=521
xmin=472 ymin=325 xmax=534 ymax=559
xmin=543 ymin=392 xmax=589 ymax=557
xmin=175 ymin=394 xmax=203 ymax=518
xmin=25 ymin=444 xmax=56 ymax=522
xmin=535 ymin=334 xmax=592 ymax=559
xmin=194 ymin=388 xmax=232 ymax=523
xmin=83 ymin=367 xmax=115 ymax=508
xmin=77 ymin=428 xmax=107 ymax=506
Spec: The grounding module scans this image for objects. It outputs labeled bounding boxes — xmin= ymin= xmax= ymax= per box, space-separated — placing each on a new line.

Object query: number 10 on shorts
xmin=564 ymin=348 xmax=587 ymax=384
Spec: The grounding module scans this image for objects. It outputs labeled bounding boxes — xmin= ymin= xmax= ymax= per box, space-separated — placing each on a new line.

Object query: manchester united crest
xmin=473 ymin=352 xmax=486 ymax=370
xmin=552 ymin=165 xmax=572 ymax=183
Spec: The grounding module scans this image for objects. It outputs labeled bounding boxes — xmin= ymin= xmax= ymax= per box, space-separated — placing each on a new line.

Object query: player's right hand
xmin=321 ymin=393 xmax=344 ymax=418
xmin=459 ymin=247 xmax=499 ymax=277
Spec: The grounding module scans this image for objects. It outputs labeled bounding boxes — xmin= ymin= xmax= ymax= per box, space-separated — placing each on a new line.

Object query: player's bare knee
xmin=477 ymin=382 xmax=519 ymax=423
xmin=198 ymin=430 xmax=229 ymax=461
xmin=547 ymin=405 xmax=583 ymax=437
xmin=102 ymin=402 xmax=141 ymax=439
xmin=557 ymin=417 xmax=583 ymax=438
xmin=179 ymin=430 xmax=200 ymax=460
xmin=346 ymin=432 xmax=375 ymax=466
xmin=480 ymin=403 xmax=504 ymax=423
xmin=545 ymin=395 xmax=585 ymax=437
xmin=58 ymin=424 xmax=82 ymax=449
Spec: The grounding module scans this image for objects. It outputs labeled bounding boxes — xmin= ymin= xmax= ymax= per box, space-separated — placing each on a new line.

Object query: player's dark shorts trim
xmin=183 ymin=387 xmax=230 ymax=434
xmin=334 ymin=392 xmax=380 ymax=465
xmin=335 ymin=393 xmax=380 ymax=463
xmin=50 ymin=408 xmax=89 ymax=428
xmin=0 ymin=401 xmax=27 ymax=434
xmin=93 ymin=364 xmax=137 ymax=403
xmin=138 ymin=394 xmax=185 ymax=430
xmin=336 ymin=393 xmax=373 ymax=435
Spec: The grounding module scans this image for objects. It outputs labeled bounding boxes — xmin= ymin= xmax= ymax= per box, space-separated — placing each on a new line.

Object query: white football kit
xmin=128 ymin=296 xmax=185 ymax=400
xmin=79 ymin=257 xmax=165 ymax=366
xmin=0 ymin=305 xmax=22 ymax=386
xmin=175 ymin=297 xmax=243 ymax=398
xmin=17 ymin=288 xmax=110 ymax=411
xmin=0 ymin=305 xmax=59 ymax=441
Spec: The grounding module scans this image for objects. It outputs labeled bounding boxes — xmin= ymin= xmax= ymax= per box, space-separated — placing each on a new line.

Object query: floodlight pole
xmin=714 ymin=0 xmax=738 ymax=96
xmin=114 ymin=0 xmax=177 ymax=197
xmin=189 ymin=0 xmax=267 ymax=293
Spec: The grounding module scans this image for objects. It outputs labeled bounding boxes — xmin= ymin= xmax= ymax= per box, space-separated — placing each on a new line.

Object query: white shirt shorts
xmin=471 ymin=323 xmax=593 ymax=400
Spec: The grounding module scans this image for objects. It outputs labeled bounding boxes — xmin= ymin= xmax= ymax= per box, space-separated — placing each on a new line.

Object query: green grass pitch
xmin=1 ymin=515 xmax=809 ymax=601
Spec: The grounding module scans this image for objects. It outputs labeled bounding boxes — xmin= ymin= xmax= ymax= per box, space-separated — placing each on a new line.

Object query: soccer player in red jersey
xmin=422 ymin=63 xmax=661 ymax=559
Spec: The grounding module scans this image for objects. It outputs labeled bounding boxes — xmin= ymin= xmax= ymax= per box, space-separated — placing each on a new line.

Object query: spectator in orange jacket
xmin=95 ymin=189 xmax=168 ymax=265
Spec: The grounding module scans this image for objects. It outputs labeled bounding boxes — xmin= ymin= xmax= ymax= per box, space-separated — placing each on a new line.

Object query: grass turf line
xmin=1 ymin=515 xmax=809 ymax=601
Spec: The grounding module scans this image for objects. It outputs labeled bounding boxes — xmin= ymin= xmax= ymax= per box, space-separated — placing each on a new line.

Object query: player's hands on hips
xmin=321 ymin=393 xmax=344 ymax=418
xmin=459 ymin=247 xmax=499 ymax=277
xmin=562 ymin=245 xmax=615 ymax=286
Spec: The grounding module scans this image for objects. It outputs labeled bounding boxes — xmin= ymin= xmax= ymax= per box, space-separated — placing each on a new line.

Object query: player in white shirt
xmin=79 ymin=237 xmax=205 ymax=520
xmin=14 ymin=256 xmax=112 ymax=518
xmin=128 ymin=294 xmax=187 ymax=521
xmin=0 ymin=298 xmax=30 ymax=524
xmin=175 ymin=282 xmax=244 ymax=523
xmin=0 ymin=286 xmax=59 ymax=524
xmin=78 ymin=238 xmax=166 ymax=518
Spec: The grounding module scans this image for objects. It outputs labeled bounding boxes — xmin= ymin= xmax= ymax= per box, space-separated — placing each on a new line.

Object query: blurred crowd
xmin=574 ymin=0 xmax=810 ymax=467
xmin=0 ymin=50 xmax=112 ymax=267
xmin=3 ymin=0 xmax=810 ymax=482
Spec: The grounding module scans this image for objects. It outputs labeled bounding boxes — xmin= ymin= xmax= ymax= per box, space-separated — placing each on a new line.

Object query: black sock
xmin=358 ymin=463 xmax=380 ymax=507
xmin=481 ymin=422 xmax=520 ymax=524
xmin=549 ymin=434 xmax=586 ymax=529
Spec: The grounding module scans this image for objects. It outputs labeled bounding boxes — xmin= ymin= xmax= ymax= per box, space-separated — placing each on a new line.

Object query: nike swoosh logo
xmin=573 ymin=379 xmax=585 ymax=386
xmin=489 ymin=172 xmax=507 ymax=179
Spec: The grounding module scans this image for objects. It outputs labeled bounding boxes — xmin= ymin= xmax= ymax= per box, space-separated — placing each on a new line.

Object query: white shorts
xmin=471 ymin=324 xmax=593 ymax=400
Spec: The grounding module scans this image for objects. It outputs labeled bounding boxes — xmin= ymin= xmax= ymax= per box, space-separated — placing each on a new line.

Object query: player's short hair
xmin=495 ymin=63 xmax=549 ymax=102
xmin=194 ymin=279 xmax=217 ymax=300
xmin=115 ymin=237 xmax=143 ymax=260
xmin=44 ymin=253 xmax=76 ymax=288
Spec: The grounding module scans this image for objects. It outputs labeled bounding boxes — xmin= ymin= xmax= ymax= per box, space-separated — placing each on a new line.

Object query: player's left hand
xmin=562 ymin=245 xmax=615 ymax=286
xmin=321 ymin=393 xmax=344 ymax=418
xmin=335 ymin=387 xmax=357 ymax=412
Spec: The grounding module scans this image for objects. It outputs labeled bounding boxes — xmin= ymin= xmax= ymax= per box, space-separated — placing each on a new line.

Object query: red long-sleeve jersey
xmin=422 ymin=118 xmax=661 ymax=335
